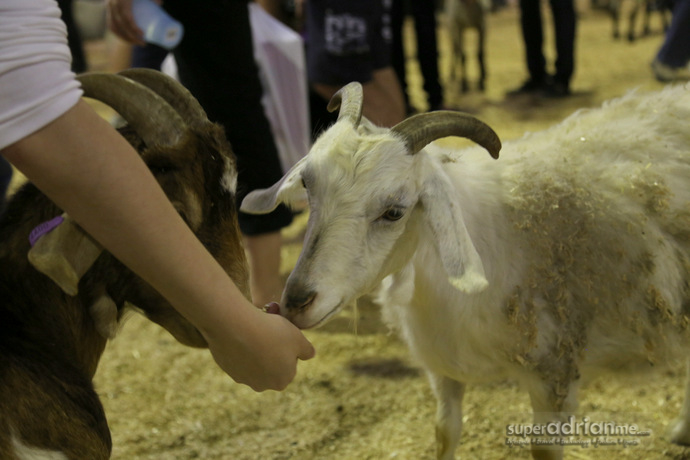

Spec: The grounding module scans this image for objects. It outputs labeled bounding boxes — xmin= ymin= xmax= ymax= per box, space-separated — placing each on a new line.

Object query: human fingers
xmin=297 ymin=333 xmax=315 ymax=361
xmin=106 ymin=0 xmax=146 ymax=45
xmin=276 ymin=315 xmax=315 ymax=361
xmin=263 ymin=304 xmax=315 ymax=361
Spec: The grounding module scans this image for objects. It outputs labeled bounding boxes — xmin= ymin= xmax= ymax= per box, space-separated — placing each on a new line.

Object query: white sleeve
xmin=0 ymin=0 xmax=83 ymax=150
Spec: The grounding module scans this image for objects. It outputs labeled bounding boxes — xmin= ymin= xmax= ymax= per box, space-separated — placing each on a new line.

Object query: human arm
xmin=1 ymin=100 xmax=315 ymax=391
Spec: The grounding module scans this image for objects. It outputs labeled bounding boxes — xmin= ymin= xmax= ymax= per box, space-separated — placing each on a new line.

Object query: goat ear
xmin=357 ymin=116 xmax=380 ymax=133
xmin=420 ymin=172 xmax=488 ymax=294
xmin=240 ymin=157 xmax=307 ymax=214
xmin=90 ymin=293 xmax=119 ymax=339
xmin=27 ymin=214 xmax=103 ymax=296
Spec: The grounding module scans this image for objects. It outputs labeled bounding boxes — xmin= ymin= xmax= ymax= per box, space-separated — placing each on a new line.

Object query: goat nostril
xmin=287 ymin=291 xmax=316 ymax=312
xmin=300 ymin=293 xmax=316 ymax=310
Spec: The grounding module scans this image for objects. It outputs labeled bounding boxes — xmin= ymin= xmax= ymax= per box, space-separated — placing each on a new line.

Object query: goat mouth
xmin=301 ymin=300 xmax=344 ymax=330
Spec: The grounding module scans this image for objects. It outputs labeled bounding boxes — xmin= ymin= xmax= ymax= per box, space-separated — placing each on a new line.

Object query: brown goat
xmin=0 ymin=69 xmax=249 ymax=460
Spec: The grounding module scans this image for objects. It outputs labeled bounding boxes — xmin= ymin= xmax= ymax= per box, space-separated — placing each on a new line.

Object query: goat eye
xmin=150 ymin=165 xmax=176 ymax=175
xmin=380 ymin=208 xmax=405 ymax=222
xmin=147 ymin=158 xmax=177 ymax=175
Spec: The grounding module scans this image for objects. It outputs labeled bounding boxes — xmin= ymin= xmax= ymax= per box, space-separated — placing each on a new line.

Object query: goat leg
xmin=429 ymin=373 xmax=466 ymax=460
xmin=526 ymin=380 xmax=580 ymax=460
xmin=669 ymin=358 xmax=690 ymax=445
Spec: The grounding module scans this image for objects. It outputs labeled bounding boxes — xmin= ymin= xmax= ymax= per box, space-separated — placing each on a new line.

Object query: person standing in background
xmin=302 ymin=0 xmax=406 ymax=128
xmin=108 ymin=0 xmax=294 ymax=307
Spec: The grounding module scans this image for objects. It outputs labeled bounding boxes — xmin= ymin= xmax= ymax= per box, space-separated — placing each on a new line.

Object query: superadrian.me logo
xmin=505 ymin=416 xmax=652 ymax=449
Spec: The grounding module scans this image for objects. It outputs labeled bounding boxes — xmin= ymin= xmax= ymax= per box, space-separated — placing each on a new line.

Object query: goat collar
xmin=29 ymin=216 xmax=64 ymax=246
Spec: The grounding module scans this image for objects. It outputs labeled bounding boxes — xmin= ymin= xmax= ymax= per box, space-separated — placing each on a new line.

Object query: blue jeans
xmin=656 ymin=0 xmax=690 ymax=68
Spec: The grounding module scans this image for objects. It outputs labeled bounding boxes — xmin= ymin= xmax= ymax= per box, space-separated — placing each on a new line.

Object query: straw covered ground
xmin=15 ymin=4 xmax=690 ymax=460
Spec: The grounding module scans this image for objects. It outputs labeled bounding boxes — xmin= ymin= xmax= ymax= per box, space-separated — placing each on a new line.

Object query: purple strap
xmin=29 ymin=216 xmax=65 ymax=247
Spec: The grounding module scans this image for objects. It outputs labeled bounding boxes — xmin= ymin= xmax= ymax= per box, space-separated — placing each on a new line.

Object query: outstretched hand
xmin=201 ymin=303 xmax=315 ymax=392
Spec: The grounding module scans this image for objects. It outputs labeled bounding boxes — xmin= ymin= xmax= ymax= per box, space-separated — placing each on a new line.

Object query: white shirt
xmin=0 ymin=0 xmax=83 ymax=150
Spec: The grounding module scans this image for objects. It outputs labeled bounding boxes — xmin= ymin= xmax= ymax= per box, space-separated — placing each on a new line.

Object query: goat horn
xmin=118 ymin=68 xmax=209 ymax=127
xmin=327 ymin=82 xmax=364 ymax=126
xmin=391 ymin=111 xmax=501 ymax=159
xmin=77 ymin=72 xmax=186 ymax=147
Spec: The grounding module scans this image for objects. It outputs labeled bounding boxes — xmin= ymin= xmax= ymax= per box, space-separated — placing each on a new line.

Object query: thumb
xmin=298 ymin=336 xmax=316 ymax=361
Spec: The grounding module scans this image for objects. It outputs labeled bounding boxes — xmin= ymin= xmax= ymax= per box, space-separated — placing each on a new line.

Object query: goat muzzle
xmin=284 ymin=290 xmax=317 ymax=313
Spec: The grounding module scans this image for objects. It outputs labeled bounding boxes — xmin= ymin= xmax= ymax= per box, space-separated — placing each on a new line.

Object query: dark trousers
xmin=162 ymin=0 xmax=292 ymax=235
xmin=131 ymin=43 xmax=167 ymax=70
xmin=0 ymin=156 xmax=12 ymax=215
xmin=390 ymin=0 xmax=443 ymax=110
xmin=518 ymin=0 xmax=576 ymax=86
xmin=57 ymin=0 xmax=87 ymax=73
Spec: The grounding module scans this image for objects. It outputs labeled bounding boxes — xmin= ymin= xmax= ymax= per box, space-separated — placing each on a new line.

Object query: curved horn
xmin=327 ymin=82 xmax=364 ymax=126
xmin=390 ymin=111 xmax=501 ymax=159
xmin=118 ymin=68 xmax=209 ymax=127
xmin=77 ymin=72 xmax=186 ymax=147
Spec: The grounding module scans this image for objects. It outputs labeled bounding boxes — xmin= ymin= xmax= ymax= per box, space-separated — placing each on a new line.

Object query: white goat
xmin=242 ymin=82 xmax=690 ymax=459
xmin=444 ymin=0 xmax=489 ymax=92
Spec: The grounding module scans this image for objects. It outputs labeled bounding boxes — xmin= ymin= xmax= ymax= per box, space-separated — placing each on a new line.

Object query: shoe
xmin=651 ymin=59 xmax=690 ymax=83
xmin=506 ymin=78 xmax=550 ymax=96
xmin=541 ymin=81 xmax=571 ymax=98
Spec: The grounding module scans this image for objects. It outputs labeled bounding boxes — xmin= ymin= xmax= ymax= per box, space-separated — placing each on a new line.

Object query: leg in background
xmin=669 ymin=358 xmax=690 ymax=445
xmin=519 ymin=0 xmax=547 ymax=84
xmin=550 ymin=0 xmax=577 ymax=91
xmin=0 ymin=156 xmax=13 ymax=215
xmin=410 ymin=0 xmax=443 ymax=109
xmin=244 ymin=231 xmax=284 ymax=307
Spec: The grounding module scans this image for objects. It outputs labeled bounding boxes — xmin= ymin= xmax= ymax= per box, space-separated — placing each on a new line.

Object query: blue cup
xmin=132 ymin=0 xmax=184 ymax=50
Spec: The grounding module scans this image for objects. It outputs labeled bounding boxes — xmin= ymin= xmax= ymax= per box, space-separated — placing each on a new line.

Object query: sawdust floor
xmin=83 ymin=5 xmax=690 ymax=460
